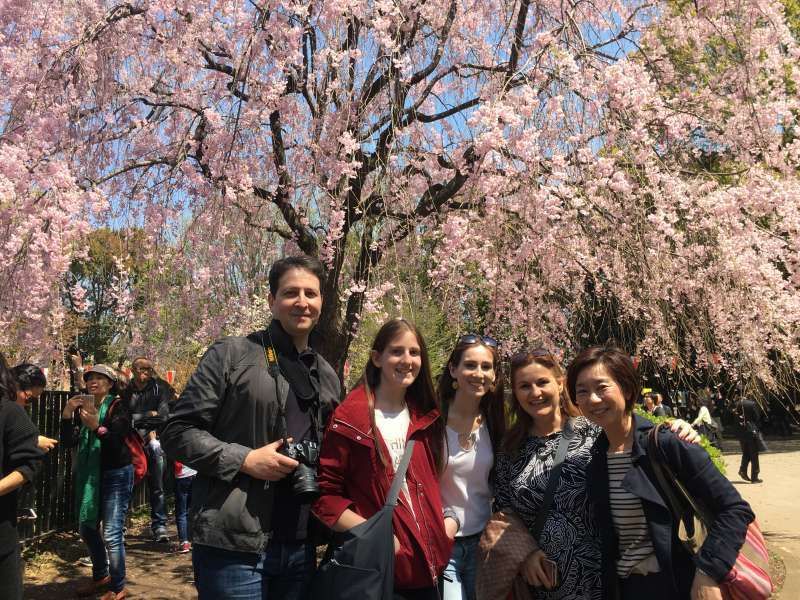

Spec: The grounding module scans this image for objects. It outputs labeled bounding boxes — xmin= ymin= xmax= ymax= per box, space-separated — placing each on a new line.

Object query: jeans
xmin=79 ymin=464 xmax=133 ymax=593
xmin=146 ymin=444 xmax=167 ymax=532
xmin=192 ymin=540 xmax=316 ymax=600
xmin=174 ymin=476 xmax=194 ymax=542
xmin=441 ymin=534 xmax=479 ymax=600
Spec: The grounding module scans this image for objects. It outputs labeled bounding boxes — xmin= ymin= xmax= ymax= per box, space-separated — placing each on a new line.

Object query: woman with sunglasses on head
xmin=567 ymin=346 xmax=754 ymax=600
xmin=437 ymin=334 xmax=505 ymax=600
xmin=493 ymin=349 xmax=699 ymax=599
xmin=314 ymin=318 xmax=452 ymax=600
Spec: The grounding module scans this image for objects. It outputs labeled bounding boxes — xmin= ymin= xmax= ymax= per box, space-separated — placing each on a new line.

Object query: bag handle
xmin=385 ymin=440 xmax=416 ymax=508
xmin=647 ymin=425 xmax=714 ymax=527
xmin=531 ymin=423 xmax=573 ymax=540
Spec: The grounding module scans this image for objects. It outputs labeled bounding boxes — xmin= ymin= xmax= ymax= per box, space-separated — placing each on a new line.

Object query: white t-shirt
xmin=375 ymin=405 xmax=413 ymax=512
xmin=440 ymin=421 xmax=493 ymax=536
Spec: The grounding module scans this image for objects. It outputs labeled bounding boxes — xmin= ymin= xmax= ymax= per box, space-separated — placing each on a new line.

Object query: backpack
xmin=108 ymin=399 xmax=148 ymax=484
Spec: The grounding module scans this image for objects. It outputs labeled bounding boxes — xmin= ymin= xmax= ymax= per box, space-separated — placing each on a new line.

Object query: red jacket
xmin=313 ymin=385 xmax=452 ymax=589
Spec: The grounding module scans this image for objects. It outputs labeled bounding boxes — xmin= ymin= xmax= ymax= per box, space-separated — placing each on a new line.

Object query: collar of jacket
xmin=591 ymin=412 xmax=654 ymax=461
xmin=330 ymin=385 xmax=440 ymax=446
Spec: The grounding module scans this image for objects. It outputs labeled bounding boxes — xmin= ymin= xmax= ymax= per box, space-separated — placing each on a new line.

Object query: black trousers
xmin=620 ymin=571 xmax=673 ymax=600
xmin=0 ymin=544 xmax=22 ymax=600
xmin=740 ymin=435 xmax=760 ymax=479
xmin=394 ymin=586 xmax=439 ymax=600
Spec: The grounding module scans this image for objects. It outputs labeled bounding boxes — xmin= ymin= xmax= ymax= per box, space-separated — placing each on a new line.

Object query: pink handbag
xmin=647 ymin=425 xmax=773 ymax=599
xmin=719 ymin=520 xmax=773 ymax=600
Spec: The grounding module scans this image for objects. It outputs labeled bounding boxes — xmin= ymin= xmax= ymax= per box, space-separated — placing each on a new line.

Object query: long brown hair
xmin=502 ymin=349 xmax=579 ymax=456
xmin=361 ymin=318 xmax=445 ymax=472
xmin=438 ymin=340 xmax=506 ymax=455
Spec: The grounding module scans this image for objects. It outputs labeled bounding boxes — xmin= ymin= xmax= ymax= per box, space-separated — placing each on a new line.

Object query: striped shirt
xmin=607 ymin=450 xmax=660 ymax=577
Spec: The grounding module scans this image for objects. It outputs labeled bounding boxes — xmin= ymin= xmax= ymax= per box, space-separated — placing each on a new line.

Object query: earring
xmin=452 ymin=381 xmax=459 ymax=390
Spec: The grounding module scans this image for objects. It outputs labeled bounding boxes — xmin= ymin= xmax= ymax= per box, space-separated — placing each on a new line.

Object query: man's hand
xmin=37 ymin=436 xmax=58 ymax=452
xmin=240 ymin=438 xmax=299 ymax=481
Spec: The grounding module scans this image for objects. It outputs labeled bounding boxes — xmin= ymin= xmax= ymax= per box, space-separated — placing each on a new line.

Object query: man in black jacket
xmin=161 ymin=256 xmax=341 ymax=600
xmin=738 ymin=397 xmax=763 ymax=483
xmin=121 ymin=357 xmax=174 ymax=542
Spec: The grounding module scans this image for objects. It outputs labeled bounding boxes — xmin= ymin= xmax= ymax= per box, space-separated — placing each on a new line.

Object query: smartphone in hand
xmin=543 ymin=558 xmax=558 ymax=588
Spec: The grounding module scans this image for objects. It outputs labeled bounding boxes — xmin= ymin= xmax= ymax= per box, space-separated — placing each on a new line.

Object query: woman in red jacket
xmin=314 ymin=318 xmax=452 ymax=600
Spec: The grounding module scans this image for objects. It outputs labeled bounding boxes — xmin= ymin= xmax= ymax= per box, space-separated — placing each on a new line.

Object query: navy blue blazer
xmin=587 ymin=414 xmax=754 ymax=599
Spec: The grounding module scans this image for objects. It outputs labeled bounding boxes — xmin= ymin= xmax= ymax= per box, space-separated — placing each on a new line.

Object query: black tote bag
xmin=311 ymin=440 xmax=416 ymax=600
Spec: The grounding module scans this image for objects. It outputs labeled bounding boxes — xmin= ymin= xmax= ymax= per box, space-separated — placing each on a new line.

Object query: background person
xmin=61 ymin=365 xmax=133 ymax=600
xmin=0 ymin=353 xmax=44 ymax=600
xmin=737 ymin=395 xmax=763 ymax=483
xmin=120 ymin=356 xmax=173 ymax=543
xmin=11 ymin=363 xmax=57 ymax=452
xmin=652 ymin=393 xmax=673 ymax=417
xmin=161 ymin=255 xmax=341 ymax=600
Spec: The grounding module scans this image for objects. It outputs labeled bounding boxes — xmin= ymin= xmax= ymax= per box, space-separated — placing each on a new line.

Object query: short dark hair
xmin=566 ymin=345 xmax=640 ymax=413
xmin=268 ymin=256 xmax=326 ymax=296
xmin=11 ymin=363 xmax=47 ymax=391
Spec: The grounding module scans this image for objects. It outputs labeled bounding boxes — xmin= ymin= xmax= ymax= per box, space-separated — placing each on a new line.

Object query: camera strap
xmin=260 ymin=329 xmax=323 ymax=443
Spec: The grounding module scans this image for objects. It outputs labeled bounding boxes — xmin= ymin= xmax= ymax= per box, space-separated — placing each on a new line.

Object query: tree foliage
xmin=1 ymin=0 xmax=799 ymax=393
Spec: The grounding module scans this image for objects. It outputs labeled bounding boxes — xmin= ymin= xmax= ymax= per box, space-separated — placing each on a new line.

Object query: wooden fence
xmin=17 ymin=391 xmax=150 ymax=542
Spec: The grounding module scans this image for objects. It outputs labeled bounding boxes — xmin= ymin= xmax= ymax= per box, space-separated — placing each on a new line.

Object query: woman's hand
xmin=62 ymin=396 xmax=83 ymax=419
xmin=444 ymin=516 xmax=459 ymax=540
xmin=393 ymin=534 xmax=401 ymax=555
xmin=79 ymin=408 xmax=100 ymax=431
xmin=37 ymin=436 xmax=58 ymax=452
xmin=519 ymin=549 xmax=555 ymax=589
xmin=690 ymin=570 xmax=723 ymax=600
xmin=670 ymin=419 xmax=701 ymax=444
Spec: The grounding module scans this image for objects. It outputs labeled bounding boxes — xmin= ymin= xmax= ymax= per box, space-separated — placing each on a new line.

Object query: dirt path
xmin=721 ymin=437 xmax=800 ymax=599
xmin=24 ymin=514 xmax=196 ymax=599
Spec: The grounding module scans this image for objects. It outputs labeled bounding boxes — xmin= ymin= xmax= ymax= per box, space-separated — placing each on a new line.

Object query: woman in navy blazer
xmin=566 ymin=346 xmax=754 ymax=600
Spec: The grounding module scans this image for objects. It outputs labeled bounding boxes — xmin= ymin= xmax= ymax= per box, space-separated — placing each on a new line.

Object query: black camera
xmin=281 ymin=440 xmax=320 ymax=501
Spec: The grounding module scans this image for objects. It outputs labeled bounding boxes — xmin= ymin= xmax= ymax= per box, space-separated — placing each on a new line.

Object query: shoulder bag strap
xmin=531 ymin=424 xmax=573 ymax=539
xmin=385 ymin=440 xmax=416 ymax=508
xmin=646 ymin=425 xmax=713 ymax=527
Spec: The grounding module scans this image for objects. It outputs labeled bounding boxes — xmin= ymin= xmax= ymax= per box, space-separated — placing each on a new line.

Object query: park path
xmin=722 ymin=437 xmax=800 ymax=599
xmin=24 ymin=514 xmax=196 ymax=599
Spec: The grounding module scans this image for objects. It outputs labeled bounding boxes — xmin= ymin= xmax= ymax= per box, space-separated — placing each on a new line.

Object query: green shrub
xmin=635 ymin=407 xmax=726 ymax=475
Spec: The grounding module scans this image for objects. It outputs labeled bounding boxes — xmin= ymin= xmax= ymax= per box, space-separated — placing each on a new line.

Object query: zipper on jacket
xmin=406 ymin=463 xmax=438 ymax=583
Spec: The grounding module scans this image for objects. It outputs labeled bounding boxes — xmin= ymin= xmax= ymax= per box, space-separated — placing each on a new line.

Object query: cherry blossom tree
xmin=2 ymin=0 xmax=799 ymax=388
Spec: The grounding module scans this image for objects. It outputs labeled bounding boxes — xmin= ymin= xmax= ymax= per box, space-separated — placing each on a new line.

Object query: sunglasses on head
xmin=511 ymin=347 xmax=556 ymax=362
xmin=459 ymin=334 xmax=499 ymax=348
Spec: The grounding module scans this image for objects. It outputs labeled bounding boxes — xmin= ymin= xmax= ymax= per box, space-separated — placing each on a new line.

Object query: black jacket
xmin=587 ymin=414 xmax=754 ymax=599
xmin=0 ymin=400 xmax=44 ymax=552
xmin=160 ymin=327 xmax=340 ymax=554
xmin=121 ymin=376 xmax=174 ymax=427
xmin=61 ymin=398 xmax=133 ymax=471
xmin=738 ymin=398 xmax=762 ymax=437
